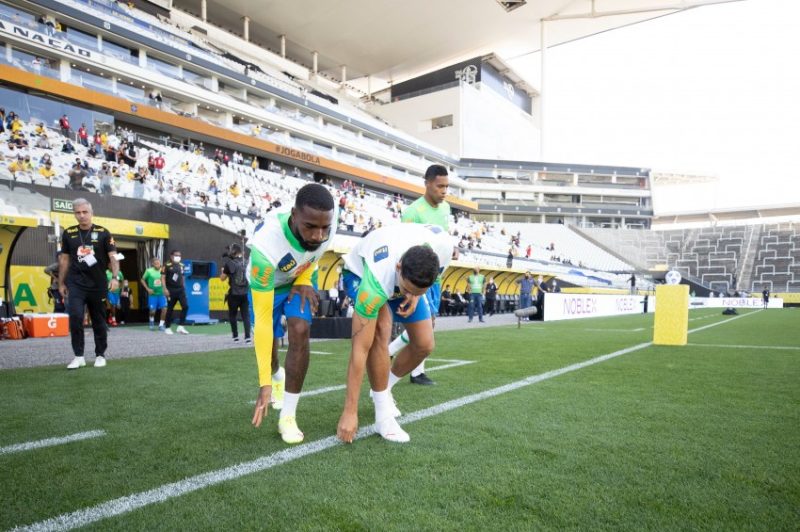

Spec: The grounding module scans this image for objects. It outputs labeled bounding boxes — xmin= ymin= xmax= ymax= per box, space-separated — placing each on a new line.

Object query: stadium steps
xmin=568 ymin=225 xmax=645 ymax=271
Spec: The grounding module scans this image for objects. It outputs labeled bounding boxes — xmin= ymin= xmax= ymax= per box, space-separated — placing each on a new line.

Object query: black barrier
xmin=310 ymin=317 xmax=352 ymax=339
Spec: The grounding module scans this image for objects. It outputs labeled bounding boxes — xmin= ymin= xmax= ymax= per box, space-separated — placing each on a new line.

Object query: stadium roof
xmin=172 ymin=0 xmax=742 ymax=94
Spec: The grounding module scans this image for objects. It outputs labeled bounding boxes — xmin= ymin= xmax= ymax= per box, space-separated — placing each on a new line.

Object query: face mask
xmin=173 ymin=256 xmax=181 ymax=263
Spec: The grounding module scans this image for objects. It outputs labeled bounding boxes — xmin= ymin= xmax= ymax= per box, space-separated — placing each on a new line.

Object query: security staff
xmin=58 ymin=198 xmax=119 ymax=369
xmin=162 ymin=249 xmax=190 ymax=335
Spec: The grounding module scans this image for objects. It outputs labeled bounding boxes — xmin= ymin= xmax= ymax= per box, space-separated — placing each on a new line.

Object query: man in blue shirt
xmin=516 ymin=272 xmax=535 ymax=312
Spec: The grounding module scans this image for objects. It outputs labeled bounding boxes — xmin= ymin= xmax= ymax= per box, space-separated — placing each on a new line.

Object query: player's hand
xmin=288 ymin=285 xmax=319 ymax=314
xmin=337 ymin=410 xmax=358 ymax=443
xmin=58 ymin=283 xmax=68 ymax=299
xmin=251 ymin=385 xmax=272 ymax=428
xmin=396 ymin=294 xmax=420 ymax=318
xmin=163 ymin=289 xmax=170 ymax=298
xmin=110 ymin=278 xmax=119 ymax=292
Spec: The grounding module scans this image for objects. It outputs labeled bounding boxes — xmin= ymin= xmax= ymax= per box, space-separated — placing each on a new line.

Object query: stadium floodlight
xmin=495 ymin=0 xmax=527 ymax=12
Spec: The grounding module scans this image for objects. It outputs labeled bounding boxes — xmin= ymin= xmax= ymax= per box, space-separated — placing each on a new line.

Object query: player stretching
xmin=337 ymin=224 xmax=454 ymax=443
xmin=387 ymin=164 xmax=453 ymax=385
xmin=249 ymin=184 xmax=337 ymax=444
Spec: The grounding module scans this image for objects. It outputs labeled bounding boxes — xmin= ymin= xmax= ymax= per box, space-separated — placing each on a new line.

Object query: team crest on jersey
xmin=91 ymin=232 xmax=98 ymax=240
xmin=373 ymin=246 xmax=389 ymax=262
xmin=278 ymin=253 xmax=297 ymax=272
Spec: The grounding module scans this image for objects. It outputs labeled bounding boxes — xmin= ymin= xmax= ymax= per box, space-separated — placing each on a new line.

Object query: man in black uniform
xmin=58 ymin=198 xmax=119 ymax=369
xmin=162 ymin=249 xmax=190 ymax=335
xmin=762 ymin=287 xmax=770 ymax=309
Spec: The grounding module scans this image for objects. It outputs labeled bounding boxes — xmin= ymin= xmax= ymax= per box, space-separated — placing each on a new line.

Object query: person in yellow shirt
xmin=39 ymin=161 xmax=56 ymax=182
xmin=34 ymin=122 xmax=46 ymax=136
xmin=251 ymin=124 xmax=262 ymax=136
xmin=11 ymin=117 xmax=23 ymax=133
xmin=180 ymin=161 xmax=190 ymax=172
xmin=251 ymin=156 xmax=259 ymax=170
xmin=100 ymin=131 xmax=108 ymax=148
xmin=229 ymin=182 xmax=240 ymax=197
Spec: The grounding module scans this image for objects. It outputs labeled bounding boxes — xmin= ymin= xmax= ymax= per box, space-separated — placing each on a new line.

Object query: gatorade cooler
xmin=23 ymin=313 xmax=69 ymax=338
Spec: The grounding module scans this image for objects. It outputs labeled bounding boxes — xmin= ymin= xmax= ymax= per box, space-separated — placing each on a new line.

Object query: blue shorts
xmin=425 ymin=281 xmax=442 ymax=317
xmin=148 ymin=294 xmax=167 ymax=311
xmin=107 ymin=292 xmax=120 ymax=306
xmin=342 ymin=271 xmax=431 ymax=324
xmin=272 ymin=284 xmax=316 ymax=338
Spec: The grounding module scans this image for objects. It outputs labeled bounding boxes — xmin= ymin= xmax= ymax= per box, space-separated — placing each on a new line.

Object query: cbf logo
xmin=278 ymin=253 xmax=297 ymax=273
xmin=373 ymin=246 xmax=389 ymax=262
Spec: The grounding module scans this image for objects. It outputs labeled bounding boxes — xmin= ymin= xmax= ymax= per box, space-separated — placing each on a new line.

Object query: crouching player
xmin=249 ymin=184 xmax=337 ymax=444
xmin=336 ymin=223 xmax=454 ymax=443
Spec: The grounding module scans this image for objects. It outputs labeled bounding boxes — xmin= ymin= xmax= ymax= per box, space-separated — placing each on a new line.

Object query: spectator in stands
xmin=132 ymin=166 xmax=146 ymax=199
xmin=35 ymin=133 xmax=51 ymax=150
xmin=98 ymin=163 xmax=112 ymax=196
xmin=59 ymin=114 xmax=71 ymax=138
xmin=247 ymin=201 xmax=258 ymax=217
xmin=526 ymin=244 xmax=532 ymax=258
xmin=230 ymin=181 xmax=241 ymax=197
xmin=251 ymin=124 xmax=262 ymax=136
xmin=62 ymin=138 xmax=76 ymax=154
xmin=0 ymin=107 xmax=5 ymax=133
xmin=34 ymin=121 xmax=46 ymax=136
xmin=506 ymin=248 xmax=514 ymax=268
xmin=251 ymin=156 xmax=259 ymax=170
xmin=148 ymin=89 xmax=163 ymax=109
xmin=38 ymin=161 xmax=56 ymax=184
xmin=93 ymin=131 xmax=102 ymax=151
xmin=68 ymin=163 xmax=87 ymax=190
xmin=550 ymin=279 xmax=561 ymax=293
xmin=154 ymin=152 xmax=165 ymax=183
xmin=344 ymin=209 xmax=356 ymax=232
xmin=104 ymin=143 xmax=116 ymax=162
xmin=7 ymin=155 xmax=24 ymax=190
xmin=77 ymin=123 xmax=89 ymax=147
xmin=39 ymin=153 xmax=53 ymax=166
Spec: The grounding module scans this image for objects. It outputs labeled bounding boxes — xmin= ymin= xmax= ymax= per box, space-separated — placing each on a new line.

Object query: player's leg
xmin=66 ymin=286 xmax=88 ymax=368
xmin=86 ymin=291 xmax=108 ymax=366
xmin=176 ymin=291 xmax=189 ymax=334
xmin=148 ymin=295 xmax=157 ymax=330
xmin=368 ymin=304 xmax=408 ymax=442
xmin=228 ymin=295 xmax=240 ymax=340
xmin=408 ymin=281 xmax=440 ymax=385
xmin=164 ymin=294 xmax=177 ymax=330
xmin=158 ymin=299 xmax=167 ymax=331
xmin=268 ymin=292 xmax=289 ymax=411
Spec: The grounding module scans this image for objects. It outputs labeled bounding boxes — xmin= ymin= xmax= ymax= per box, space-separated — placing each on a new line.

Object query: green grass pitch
xmin=1 ymin=308 xmax=798 ymax=530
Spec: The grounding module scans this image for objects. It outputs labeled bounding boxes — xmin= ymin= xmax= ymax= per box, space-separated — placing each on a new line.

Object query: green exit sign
xmin=53 ymin=199 xmax=73 ymax=212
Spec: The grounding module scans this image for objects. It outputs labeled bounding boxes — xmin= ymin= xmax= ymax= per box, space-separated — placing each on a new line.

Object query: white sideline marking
xmin=278 ymin=348 xmax=333 ymax=355
xmin=15 ymin=314 xmax=755 ymax=532
xmin=251 ymin=358 xmax=476 ymax=401
xmin=584 ymin=328 xmax=645 ymax=332
xmin=0 ymin=431 xmax=105 ymax=456
xmin=688 ymin=343 xmax=800 ymax=351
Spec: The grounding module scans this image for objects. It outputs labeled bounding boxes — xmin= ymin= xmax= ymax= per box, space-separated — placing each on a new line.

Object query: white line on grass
xmin=584 ymin=328 xmax=646 ymax=332
xmin=278 ymin=349 xmax=333 ymax=355
xmin=0 ymin=431 xmax=106 ymax=456
xmin=15 ymin=313 xmax=755 ymax=532
xmin=249 ymin=358 xmax=477 ymax=401
xmin=688 ymin=343 xmax=800 ymax=351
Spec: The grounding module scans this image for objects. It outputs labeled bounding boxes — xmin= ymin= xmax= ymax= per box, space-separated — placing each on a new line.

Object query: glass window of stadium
xmin=0 ymin=3 xmax=36 ymax=26
xmin=63 ymin=26 xmax=99 ymax=51
xmin=0 ymin=86 xmax=113 ymax=132
xmin=147 ymin=54 xmax=180 ymax=78
xmin=102 ymin=38 xmax=137 ymax=65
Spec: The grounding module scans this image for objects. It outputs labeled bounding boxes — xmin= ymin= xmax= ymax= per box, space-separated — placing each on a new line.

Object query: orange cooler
xmin=23 ymin=313 xmax=70 ymax=338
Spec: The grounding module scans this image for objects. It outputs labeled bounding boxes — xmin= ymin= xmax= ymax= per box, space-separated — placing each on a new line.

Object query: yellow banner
xmin=50 ymin=212 xmax=169 ymax=239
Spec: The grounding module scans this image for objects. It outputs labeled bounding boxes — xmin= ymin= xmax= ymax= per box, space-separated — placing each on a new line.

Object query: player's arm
xmin=250 ymin=248 xmax=277 ymax=427
xmin=140 ymin=273 xmax=152 ymax=295
xmin=160 ymin=268 xmax=169 ymax=298
xmin=288 ymin=263 xmax=319 ymax=314
xmin=337 ymin=311 xmax=378 ymax=443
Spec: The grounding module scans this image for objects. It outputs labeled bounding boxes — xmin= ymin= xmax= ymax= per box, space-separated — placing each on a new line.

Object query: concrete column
xmin=242 ymin=16 xmax=250 ymax=42
xmin=201 ymin=0 xmax=207 ymax=22
xmin=340 ymin=65 xmax=347 ymax=84
xmin=210 ymin=75 xmax=219 ymax=92
xmin=573 ymin=173 xmax=579 ymax=185
xmin=138 ymin=48 xmax=147 ymax=69
xmin=223 ymin=112 xmax=233 ymax=128
xmin=539 ymin=18 xmax=547 ymax=160
xmin=611 ymin=173 xmax=617 ymax=184
xmin=97 ymin=34 xmax=103 ymax=52
xmin=312 ymin=51 xmax=318 ymax=74
xmin=59 ymin=58 xmax=71 ymax=82
xmin=280 ymin=35 xmax=286 ymax=58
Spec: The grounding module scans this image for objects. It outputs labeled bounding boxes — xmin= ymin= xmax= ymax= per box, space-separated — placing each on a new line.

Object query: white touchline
xmin=251 ymin=358 xmax=477 ymax=401
xmin=278 ymin=349 xmax=333 ymax=355
xmin=688 ymin=343 xmax=800 ymax=351
xmin=0 ymin=431 xmax=105 ymax=456
xmin=14 ymin=312 xmax=756 ymax=532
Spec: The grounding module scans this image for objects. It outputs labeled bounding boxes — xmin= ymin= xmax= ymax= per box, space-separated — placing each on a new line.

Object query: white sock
xmin=410 ymin=360 xmax=426 ymax=378
xmin=159 ymin=320 xmax=165 ymax=327
xmin=273 ymin=367 xmax=285 ymax=382
xmin=387 ymin=371 xmax=401 ymax=391
xmin=281 ymin=392 xmax=300 ymax=418
xmin=372 ymin=389 xmax=393 ymax=422
xmin=388 ymin=331 xmax=409 ymax=357
xmin=149 ymin=318 xmax=154 ymax=324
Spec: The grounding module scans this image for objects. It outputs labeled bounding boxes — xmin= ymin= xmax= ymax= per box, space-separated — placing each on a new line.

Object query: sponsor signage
xmin=0 ymin=20 xmax=92 ymax=59
xmin=543 ymin=293 xmax=651 ymax=321
xmin=690 ymin=297 xmax=783 ymax=309
xmin=272 ymin=145 xmax=321 ymax=165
